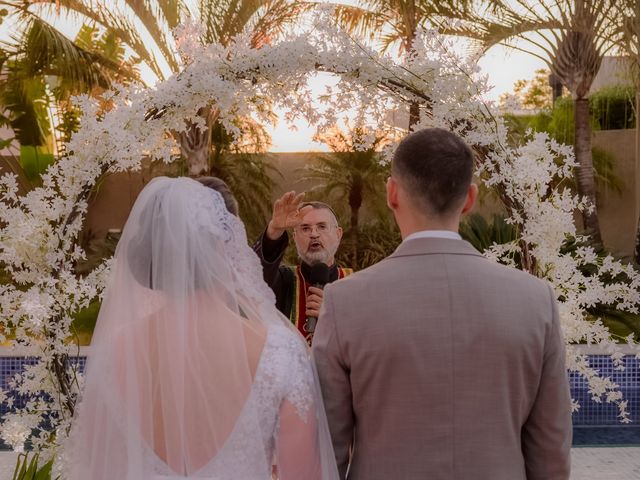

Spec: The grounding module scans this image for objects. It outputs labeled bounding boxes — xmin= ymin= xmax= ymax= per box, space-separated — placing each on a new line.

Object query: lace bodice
xmin=152 ymin=324 xmax=315 ymax=479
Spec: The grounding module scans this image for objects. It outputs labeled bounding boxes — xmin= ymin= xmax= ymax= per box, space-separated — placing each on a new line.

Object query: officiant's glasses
xmin=295 ymin=222 xmax=337 ymax=236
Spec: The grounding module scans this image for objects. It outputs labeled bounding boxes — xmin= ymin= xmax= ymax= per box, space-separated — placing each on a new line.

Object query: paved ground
xmin=571 ymin=447 xmax=640 ymax=480
xmin=1 ymin=448 xmax=639 ymax=479
xmin=1 ymin=452 xmax=18 ymax=479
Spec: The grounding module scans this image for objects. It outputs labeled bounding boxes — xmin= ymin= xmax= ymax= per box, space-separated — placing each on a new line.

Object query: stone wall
xmin=592 ymin=129 xmax=638 ymax=259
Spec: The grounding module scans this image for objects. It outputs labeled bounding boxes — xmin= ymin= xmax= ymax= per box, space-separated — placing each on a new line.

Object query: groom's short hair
xmin=392 ymin=128 xmax=474 ymax=216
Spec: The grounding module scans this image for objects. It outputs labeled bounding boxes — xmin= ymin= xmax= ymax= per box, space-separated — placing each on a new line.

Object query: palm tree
xmin=453 ymin=0 xmax=624 ymax=247
xmin=302 ymin=125 xmax=390 ymax=265
xmin=0 ymin=5 xmax=136 ymax=184
xmin=332 ymin=0 xmax=472 ymax=127
xmin=26 ymin=0 xmax=307 ymax=161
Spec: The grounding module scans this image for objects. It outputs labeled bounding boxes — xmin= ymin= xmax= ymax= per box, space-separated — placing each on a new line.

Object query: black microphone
xmin=304 ymin=262 xmax=331 ymax=334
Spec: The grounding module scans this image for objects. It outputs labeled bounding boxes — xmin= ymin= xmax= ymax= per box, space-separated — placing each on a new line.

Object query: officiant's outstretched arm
xmin=313 ymin=128 xmax=572 ymax=480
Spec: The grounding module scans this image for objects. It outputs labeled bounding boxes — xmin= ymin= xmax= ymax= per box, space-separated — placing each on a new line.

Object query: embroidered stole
xmin=287 ymin=265 xmax=353 ymax=344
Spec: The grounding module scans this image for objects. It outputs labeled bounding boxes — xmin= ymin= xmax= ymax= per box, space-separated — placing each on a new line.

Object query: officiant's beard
xmin=298 ymin=243 xmax=339 ymax=266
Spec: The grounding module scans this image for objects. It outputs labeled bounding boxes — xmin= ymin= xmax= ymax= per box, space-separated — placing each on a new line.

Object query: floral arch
xmin=0 ymin=13 xmax=638 ymax=461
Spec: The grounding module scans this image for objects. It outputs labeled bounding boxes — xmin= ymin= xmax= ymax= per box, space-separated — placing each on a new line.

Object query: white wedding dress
xmin=66 ymin=177 xmax=339 ymax=480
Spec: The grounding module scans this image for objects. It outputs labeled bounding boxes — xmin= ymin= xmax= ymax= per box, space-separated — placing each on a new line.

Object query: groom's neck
xmin=397 ymin=210 xmax=461 ymax=240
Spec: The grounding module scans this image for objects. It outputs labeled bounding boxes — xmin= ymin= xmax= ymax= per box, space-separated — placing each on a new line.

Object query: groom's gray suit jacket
xmin=312 ymin=237 xmax=572 ymax=480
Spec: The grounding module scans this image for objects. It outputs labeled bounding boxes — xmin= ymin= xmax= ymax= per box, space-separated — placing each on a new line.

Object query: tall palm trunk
xmin=547 ymin=4 xmax=604 ymax=247
xmin=574 ymin=96 xmax=603 ymax=247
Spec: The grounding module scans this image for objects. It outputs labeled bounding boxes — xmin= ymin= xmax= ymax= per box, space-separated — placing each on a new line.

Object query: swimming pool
xmin=0 ymin=350 xmax=638 ymax=448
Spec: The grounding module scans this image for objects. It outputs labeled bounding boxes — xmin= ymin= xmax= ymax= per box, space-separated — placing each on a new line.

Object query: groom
xmin=313 ymin=128 xmax=572 ymax=480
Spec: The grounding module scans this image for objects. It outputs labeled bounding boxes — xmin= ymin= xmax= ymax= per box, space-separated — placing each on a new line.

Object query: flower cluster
xmin=0 ymin=11 xmax=637 ymax=464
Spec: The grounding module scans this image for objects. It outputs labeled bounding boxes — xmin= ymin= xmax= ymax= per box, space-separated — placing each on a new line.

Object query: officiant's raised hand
xmin=266 ymin=191 xmax=313 ymax=240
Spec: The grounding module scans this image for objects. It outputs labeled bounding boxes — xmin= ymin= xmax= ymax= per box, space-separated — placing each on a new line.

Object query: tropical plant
xmin=29 ymin=0 xmax=309 ymax=80
xmin=336 ymin=216 xmax=401 ymax=270
xmin=0 ymin=111 xmax=33 ymax=194
xmin=332 ymin=0 xmax=473 ymax=127
xmin=301 ymin=125 xmax=391 ymax=265
xmin=206 ymin=138 xmax=280 ymax=240
xmin=588 ymin=306 xmax=640 ymax=340
xmin=589 ymin=85 xmax=636 ymax=130
xmin=55 ymin=23 xmax=139 ymax=143
xmin=24 ymin=0 xmax=308 ymax=175
xmin=455 ymin=0 xmax=625 ymax=247
xmin=12 ymin=453 xmax=58 ymax=480
xmin=0 ymin=5 xmax=137 ymax=185
xmin=459 ymin=213 xmax=518 ymax=253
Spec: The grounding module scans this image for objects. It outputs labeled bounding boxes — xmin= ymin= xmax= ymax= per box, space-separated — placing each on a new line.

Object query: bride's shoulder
xmin=263 ymin=326 xmax=314 ymax=414
xmin=267 ymin=324 xmax=309 ymax=357
xmin=260 ymin=325 xmax=312 ymax=389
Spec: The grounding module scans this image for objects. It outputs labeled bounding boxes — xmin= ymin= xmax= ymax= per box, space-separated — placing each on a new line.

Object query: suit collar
xmin=390 ymin=237 xmax=484 ymax=259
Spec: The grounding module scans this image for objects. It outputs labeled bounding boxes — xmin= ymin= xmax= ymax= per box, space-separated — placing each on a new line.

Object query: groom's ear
xmin=386 ymin=176 xmax=399 ymax=211
xmin=461 ymin=183 xmax=478 ymax=214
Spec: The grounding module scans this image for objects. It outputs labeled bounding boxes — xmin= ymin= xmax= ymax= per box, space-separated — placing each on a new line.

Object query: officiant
xmin=253 ymin=192 xmax=352 ymax=344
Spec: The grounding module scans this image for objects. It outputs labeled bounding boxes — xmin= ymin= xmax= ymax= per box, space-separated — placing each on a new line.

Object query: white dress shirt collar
xmin=403 ymin=230 xmax=462 ymax=243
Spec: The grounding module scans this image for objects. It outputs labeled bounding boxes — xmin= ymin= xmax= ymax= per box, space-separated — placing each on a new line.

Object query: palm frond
xmin=0 ymin=72 xmax=50 ymax=146
xmin=460 ymin=213 xmax=518 ymax=254
xmin=249 ymin=0 xmax=311 ymax=48
xmin=617 ymin=1 xmax=639 ymax=79
xmin=121 ymin=0 xmax=180 ymax=71
xmin=331 ymin=3 xmax=387 ymax=42
xmin=28 ymin=0 xmax=169 ymax=79
xmin=9 ymin=15 xmax=124 ymax=91
xmin=157 ymin=0 xmax=187 ymax=29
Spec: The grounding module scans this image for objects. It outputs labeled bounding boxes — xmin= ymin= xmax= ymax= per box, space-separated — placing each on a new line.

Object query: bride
xmin=66 ymin=177 xmax=340 ymax=480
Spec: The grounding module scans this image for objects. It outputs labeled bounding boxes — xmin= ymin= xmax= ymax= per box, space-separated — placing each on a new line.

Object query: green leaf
xmin=11 ymin=453 xmax=58 ymax=480
xmin=0 ymin=138 xmax=15 ymax=149
xmin=35 ymin=458 xmax=56 ymax=480
xmin=25 ymin=455 xmax=38 ymax=477
xmin=19 ymin=145 xmax=55 ymax=180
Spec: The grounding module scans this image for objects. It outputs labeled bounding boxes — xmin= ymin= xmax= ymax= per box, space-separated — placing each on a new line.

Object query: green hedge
xmin=589 ymin=86 xmax=636 ymax=130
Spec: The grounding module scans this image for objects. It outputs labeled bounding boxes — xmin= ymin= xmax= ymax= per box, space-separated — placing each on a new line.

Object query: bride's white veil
xmin=66 ymin=177 xmax=339 ymax=480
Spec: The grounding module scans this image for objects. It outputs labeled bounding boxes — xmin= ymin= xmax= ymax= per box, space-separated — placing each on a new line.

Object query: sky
xmin=268 ymin=48 xmax=546 ymax=152
xmin=1 ymin=2 xmax=547 ymax=153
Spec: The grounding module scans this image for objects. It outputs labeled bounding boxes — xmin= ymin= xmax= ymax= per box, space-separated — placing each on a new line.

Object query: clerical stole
xmin=287 ymin=265 xmax=352 ymax=344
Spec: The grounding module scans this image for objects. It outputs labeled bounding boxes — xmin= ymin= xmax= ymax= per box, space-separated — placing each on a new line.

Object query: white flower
xmin=0 ymin=414 xmax=37 ymax=451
